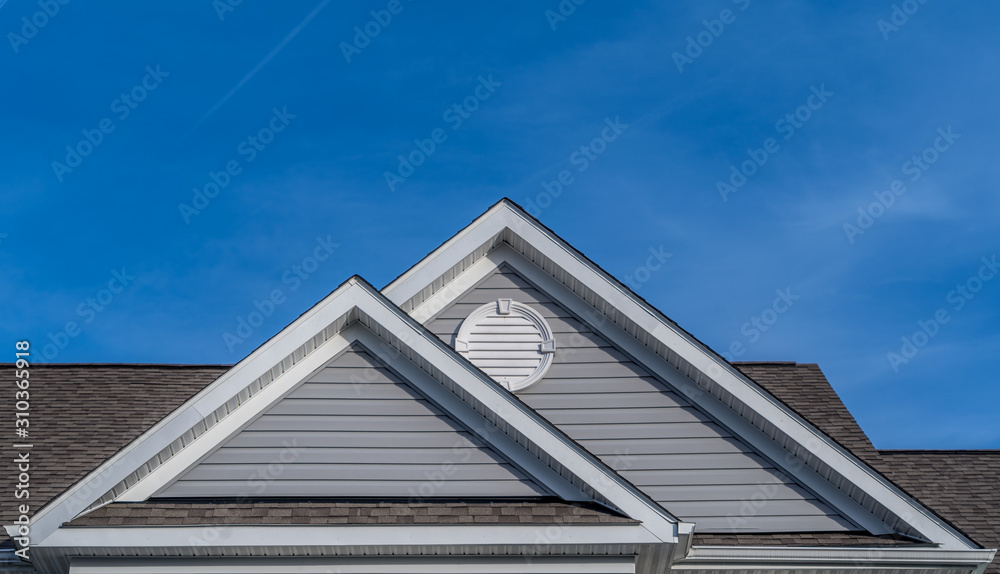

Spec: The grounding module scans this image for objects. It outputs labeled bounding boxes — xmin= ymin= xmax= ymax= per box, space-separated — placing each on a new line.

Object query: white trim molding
xmin=68 ymin=556 xmax=638 ymax=574
xmin=674 ymin=545 xmax=996 ymax=574
xmin=381 ymin=199 xmax=981 ymax=551
xmin=19 ymin=277 xmax=682 ymax=551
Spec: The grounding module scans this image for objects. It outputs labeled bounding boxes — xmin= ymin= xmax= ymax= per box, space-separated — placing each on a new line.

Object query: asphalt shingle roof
xmin=733 ymin=362 xmax=882 ymax=466
xmin=733 ymin=361 xmax=998 ymax=572
xmin=66 ymin=500 xmax=635 ymax=526
xmin=2 ymin=362 xmax=996 ymax=567
xmin=1 ymin=364 xmax=228 ymax=532
xmin=876 ymin=450 xmax=1000 ymax=573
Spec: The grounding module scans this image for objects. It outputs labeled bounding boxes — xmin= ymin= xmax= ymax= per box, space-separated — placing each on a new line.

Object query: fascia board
xmin=380 ymin=202 xmax=976 ymax=550
xmin=485 ymin=247 xmax=891 ymax=534
xmin=21 ymin=276 xmax=679 ymax=548
xmin=40 ymin=524 xmax=662 ymax=549
xmin=679 ymin=546 xmax=997 ymax=569
xmin=68 ymin=557 xmax=638 ymax=574
xmin=347 ymin=281 xmax=681 ymax=542
xmin=383 ymin=201 xmax=513 ymax=303
xmin=116 ymin=330 xmax=353 ymax=501
xmin=347 ymin=324 xmax=589 ymax=502
xmin=23 ymin=278 xmax=367 ymax=547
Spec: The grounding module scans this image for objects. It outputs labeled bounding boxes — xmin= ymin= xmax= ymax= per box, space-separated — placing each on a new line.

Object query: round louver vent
xmin=455 ymin=298 xmax=556 ymax=392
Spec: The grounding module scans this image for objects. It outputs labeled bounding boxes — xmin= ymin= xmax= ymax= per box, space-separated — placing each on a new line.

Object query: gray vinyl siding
xmin=157 ymin=344 xmax=547 ymax=499
xmin=425 ymin=265 xmax=855 ymax=532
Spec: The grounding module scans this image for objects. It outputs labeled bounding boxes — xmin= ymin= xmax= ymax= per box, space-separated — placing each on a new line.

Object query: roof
xmin=0 ymin=365 xmax=228 ymax=531
xmin=4 ymin=362 xmax=996 ymax=560
xmin=732 ymin=362 xmax=882 ymax=465
xmin=876 ymin=450 xmax=1000 ymax=574
xmin=732 ymin=361 xmax=999 ymax=573
xmin=65 ymin=500 xmax=635 ymax=526
xmin=692 ymin=532 xmax=928 ymax=547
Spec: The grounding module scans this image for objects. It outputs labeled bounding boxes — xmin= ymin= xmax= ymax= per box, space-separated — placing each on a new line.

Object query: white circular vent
xmin=455 ymin=299 xmax=556 ymax=392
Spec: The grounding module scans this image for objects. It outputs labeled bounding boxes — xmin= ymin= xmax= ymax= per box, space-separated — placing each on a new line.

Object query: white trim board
xmin=68 ymin=556 xmax=638 ymax=574
xmin=381 ymin=199 xmax=979 ymax=550
xmin=19 ymin=278 xmax=363 ymax=549
xmin=20 ymin=278 xmax=683 ymax=549
xmin=408 ymin=245 xmax=885 ymax=534
xmin=44 ymin=524 xmax=661 ymax=549
xmin=674 ymin=545 xmax=997 ymax=574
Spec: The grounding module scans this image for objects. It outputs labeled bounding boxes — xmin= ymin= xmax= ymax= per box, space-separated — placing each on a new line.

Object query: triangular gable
xmin=155 ymin=343 xmax=548 ymax=499
xmin=22 ymin=277 xmax=681 ymax=550
xmin=381 ymin=199 xmax=979 ymax=550
xmin=424 ymin=264 xmax=855 ymax=532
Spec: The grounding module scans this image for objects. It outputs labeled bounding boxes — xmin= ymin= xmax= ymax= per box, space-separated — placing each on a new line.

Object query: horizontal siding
xmin=162 ymin=479 xmax=544 ymax=499
xmin=537 ymin=406 xmax=709 ymax=424
xmin=157 ymin=344 xmax=546 ymax=499
xmin=691 ymin=514 xmax=857 ymax=532
xmin=425 ymin=266 xmax=855 ymax=532
xmin=579 ymin=437 xmax=751 ymax=455
xmin=223 ymin=431 xmax=480 ymax=449
xmin=205 ymin=447 xmax=507 ymax=465
xmin=664 ymin=498 xmax=843 ymax=517
xmin=183 ymin=463 xmax=531 ymax=482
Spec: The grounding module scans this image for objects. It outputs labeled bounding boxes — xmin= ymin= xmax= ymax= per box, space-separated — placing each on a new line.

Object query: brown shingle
xmin=877 ymin=450 xmax=1000 ymax=574
xmin=65 ymin=501 xmax=636 ymax=527
xmin=693 ymin=532 xmax=927 ymax=547
xmin=4 ymin=362 xmax=996 ymax=571
xmin=0 ymin=364 xmax=228 ymax=533
xmin=733 ymin=362 xmax=881 ymax=465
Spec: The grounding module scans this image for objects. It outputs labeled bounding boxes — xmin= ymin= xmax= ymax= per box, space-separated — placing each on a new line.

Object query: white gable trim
xmin=23 ymin=278 xmax=682 ymax=548
xmin=345 ymin=324 xmax=587 ymax=501
xmin=382 ymin=200 xmax=978 ymax=550
xmin=42 ymin=523 xmax=661 ymax=549
xmin=677 ymin=546 xmax=996 ymax=574
xmin=406 ymin=245 xmax=887 ymax=534
xmin=68 ymin=556 xmax=639 ymax=574
xmin=21 ymin=278 xmax=363 ymax=549
xmin=118 ymin=330 xmax=350 ymax=500
xmin=115 ymin=323 xmax=580 ymax=502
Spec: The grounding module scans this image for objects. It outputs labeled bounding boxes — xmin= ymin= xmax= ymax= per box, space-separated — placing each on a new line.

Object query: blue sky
xmin=2 ymin=0 xmax=997 ymax=448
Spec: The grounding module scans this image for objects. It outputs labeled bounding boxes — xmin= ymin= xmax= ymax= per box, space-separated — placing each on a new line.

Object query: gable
xmin=426 ymin=265 xmax=856 ymax=532
xmin=379 ymin=199 xmax=988 ymax=549
xmin=21 ymin=277 xmax=685 ymax=560
xmin=156 ymin=343 xmax=548 ymax=499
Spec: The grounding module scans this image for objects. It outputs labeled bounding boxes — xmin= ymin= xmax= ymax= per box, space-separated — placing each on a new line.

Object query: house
xmin=3 ymin=199 xmax=997 ymax=574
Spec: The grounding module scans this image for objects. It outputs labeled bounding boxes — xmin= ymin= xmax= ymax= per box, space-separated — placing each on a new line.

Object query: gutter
xmin=675 ymin=545 xmax=996 ymax=573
